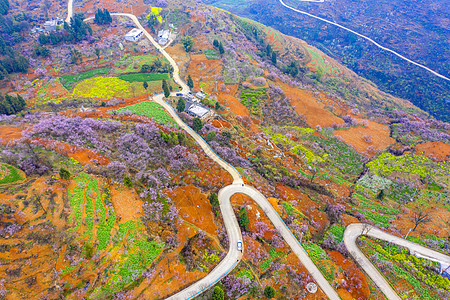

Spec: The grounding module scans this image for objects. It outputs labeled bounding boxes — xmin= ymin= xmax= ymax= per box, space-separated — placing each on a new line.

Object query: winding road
xmin=279 ymin=0 xmax=450 ymax=82
xmin=344 ymin=223 xmax=450 ymax=300
xmin=66 ymin=2 xmax=450 ymax=300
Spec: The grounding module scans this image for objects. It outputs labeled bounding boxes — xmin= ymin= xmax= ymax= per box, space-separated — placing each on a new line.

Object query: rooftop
xmin=125 ymin=28 xmax=143 ymax=37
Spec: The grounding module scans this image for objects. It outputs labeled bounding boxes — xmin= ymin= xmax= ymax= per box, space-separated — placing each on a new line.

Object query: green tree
xmin=266 ymin=44 xmax=272 ymax=57
xmin=215 ymin=101 xmax=221 ymax=110
xmin=213 ymin=39 xmax=219 ymax=48
xmin=376 ymin=189 xmax=384 ymax=200
xmin=211 ymin=286 xmax=224 ymax=300
xmin=95 ymin=48 xmax=101 ymax=59
xmin=208 ymin=193 xmax=219 ymax=208
xmin=143 ymin=81 xmax=149 ymax=96
xmin=177 ymin=97 xmax=185 ymax=112
xmin=34 ymin=45 xmax=51 ymax=57
xmin=271 ymin=51 xmax=277 ymax=65
xmin=218 ymin=42 xmax=224 ymax=55
xmin=187 ymin=75 xmax=194 ymax=89
xmin=192 ymin=117 xmax=202 ymax=132
xmin=181 ymin=35 xmax=194 ymax=52
xmin=264 ymin=286 xmax=275 ymax=299
xmin=222 ymin=131 xmax=231 ymax=140
xmin=162 ymin=79 xmax=170 ymax=98
xmin=94 ymin=8 xmax=112 ymax=25
xmin=59 ymin=168 xmax=71 ymax=180
xmin=238 ymin=207 xmax=249 ymax=231
xmin=123 ymin=176 xmax=133 ymax=188
xmin=38 ymin=34 xmax=49 ymax=45
xmin=206 ymin=131 xmax=216 ymax=141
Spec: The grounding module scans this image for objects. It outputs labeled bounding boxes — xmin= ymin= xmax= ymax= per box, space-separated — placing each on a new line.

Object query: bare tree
xmin=412 ymin=211 xmax=431 ymax=231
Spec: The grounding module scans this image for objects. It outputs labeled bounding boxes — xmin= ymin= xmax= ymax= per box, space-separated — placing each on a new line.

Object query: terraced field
xmin=305 ymin=46 xmax=342 ymax=77
xmin=0 ymin=163 xmax=25 ymax=184
xmin=113 ymin=101 xmax=178 ymax=125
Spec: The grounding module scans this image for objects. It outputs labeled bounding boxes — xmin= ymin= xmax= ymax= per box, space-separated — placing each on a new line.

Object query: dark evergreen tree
xmin=218 ymin=42 xmax=224 ymax=55
xmin=162 ymin=79 xmax=170 ymax=98
xmin=59 ymin=168 xmax=71 ymax=180
xmin=213 ymin=39 xmax=219 ymax=48
xmin=187 ymin=75 xmax=194 ymax=89
xmin=208 ymin=193 xmax=219 ymax=208
xmin=0 ymin=93 xmax=26 ymax=115
xmin=0 ymin=0 xmax=9 ymax=15
xmin=264 ymin=286 xmax=275 ymax=299
xmin=238 ymin=207 xmax=249 ymax=231
xmin=266 ymin=44 xmax=272 ymax=57
xmin=176 ymin=98 xmax=185 ymax=112
xmin=192 ymin=117 xmax=202 ymax=132
xmin=271 ymin=51 xmax=277 ymax=65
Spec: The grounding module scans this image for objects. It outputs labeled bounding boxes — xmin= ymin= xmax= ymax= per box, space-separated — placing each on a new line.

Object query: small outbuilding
xmin=125 ymin=28 xmax=144 ymax=42
xmin=195 ymin=91 xmax=206 ymax=100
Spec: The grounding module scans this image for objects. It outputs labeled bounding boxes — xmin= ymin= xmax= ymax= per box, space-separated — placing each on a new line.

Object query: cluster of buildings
xmin=180 ymin=91 xmax=211 ymax=119
xmin=31 ymin=17 xmax=64 ymax=34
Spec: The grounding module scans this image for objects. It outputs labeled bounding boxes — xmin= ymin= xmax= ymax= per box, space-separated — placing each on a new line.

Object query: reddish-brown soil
xmin=167 ymin=185 xmax=218 ymax=236
xmin=393 ymin=207 xmax=450 ymax=238
xmin=285 ymin=252 xmax=328 ymax=299
xmin=30 ymin=138 xmax=110 ymax=165
xmin=329 ymin=250 xmax=370 ymax=300
xmin=211 ymin=119 xmax=232 ymax=129
xmin=218 ymin=93 xmax=250 ymax=116
xmin=165 ymin=44 xmax=191 ymax=76
xmin=341 ymin=214 xmax=360 ymax=227
xmin=0 ymin=126 xmax=24 ymax=145
xmin=110 ymin=185 xmax=143 ymax=223
xmin=187 ymin=54 xmax=223 ymax=91
xmin=415 ymin=141 xmax=450 ymax=162
xmin=231 ymin=193 xmax=276 ymax=240
xmin=279 ymin=82 xmax=344 ymax=127
xmin=193 ymin=35 xmax=213 ymax=52
xmin=333 ymin=119 xmax=395 ymax=156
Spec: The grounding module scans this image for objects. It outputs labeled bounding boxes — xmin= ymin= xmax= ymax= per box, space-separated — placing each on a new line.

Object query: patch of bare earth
xmin=415 ymin=141 xmax=450 ymax=162
xmin=110 ymin=185 xmax=143 ymax=223
xmin=334 ymin=119 xmax=395 ymax=156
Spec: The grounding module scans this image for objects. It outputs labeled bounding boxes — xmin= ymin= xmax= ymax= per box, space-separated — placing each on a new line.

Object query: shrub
xmin=208 ymin=193 xmax=219 ymax=208
xmin=59 ymin=167 xmax=71 ymax=180
xmin=264 ymin=286 xmax=275 ymax=299
xmin=212 ymin=286 xmax=224 ymax=300
xmin=123 ymin=176 xmax=133 ymax=188
xmin=238 ymin=207 xmax=249 ymax=231
xmin=193 ymin=117 xmax=202 ymax=132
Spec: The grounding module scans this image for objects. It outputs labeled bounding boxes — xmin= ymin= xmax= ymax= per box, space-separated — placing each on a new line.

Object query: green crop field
xmin=114 ymin=54 xmax=162 ymax=74
xmin=204 ymin=49 xmax=220 ymax=60
xmin=113 ymin=101 xmax=177 ymax=125
xmin=0 ymin=163 xmax=24 ymax=184
xmin=60 ymin=68 xmax=111 ymax=90
xmin=118 ymin=73 xmax=169 ymax=82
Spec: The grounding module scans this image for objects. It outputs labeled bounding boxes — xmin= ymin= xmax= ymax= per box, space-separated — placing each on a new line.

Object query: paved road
xmin=95 ymin=11 xmax=339 ymax=300
xmin=279 ymin=0 xmax=450 ymax=81
xmin=68 ymin=2 xmax=450 ymax=299
xmin=344 ymin=223 xmax=450 ymax=300
xmin=66 ymin=0 xmax=74 ymax=22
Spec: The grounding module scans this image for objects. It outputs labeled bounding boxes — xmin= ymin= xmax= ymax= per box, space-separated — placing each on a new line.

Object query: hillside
xmin=0 ymin=0 xmax=449 ymax=299
xmin=202 ymin=0 xmax=450 ymax=122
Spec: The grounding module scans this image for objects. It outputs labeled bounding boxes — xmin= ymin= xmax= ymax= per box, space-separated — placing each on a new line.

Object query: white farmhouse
xmin=157 ymin=29 xmax=170 ymax=45
xmin=124 ymin=28 xmax=144 ymax=42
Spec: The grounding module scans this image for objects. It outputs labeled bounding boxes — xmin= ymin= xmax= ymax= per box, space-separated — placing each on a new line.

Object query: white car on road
xmin=237 ymin=241 xmax=242 ymax=252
